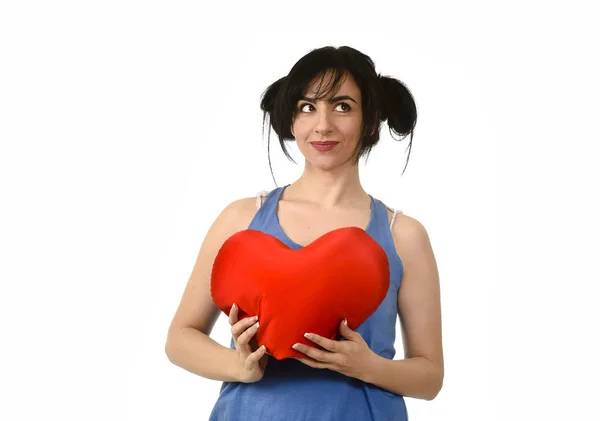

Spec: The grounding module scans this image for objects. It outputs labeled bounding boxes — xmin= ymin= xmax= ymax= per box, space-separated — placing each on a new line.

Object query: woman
xmin=165 ymin=45 xmax=444 ymax=420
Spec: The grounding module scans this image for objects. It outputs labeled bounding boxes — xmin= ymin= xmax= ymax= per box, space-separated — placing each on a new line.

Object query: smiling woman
xmin=165 ymin=45 xmax=443 ymax=421
xmin=260 ymin=46 xmax=417 ymax=181
xmin=292 ymin=74 xmax=364 ymax=165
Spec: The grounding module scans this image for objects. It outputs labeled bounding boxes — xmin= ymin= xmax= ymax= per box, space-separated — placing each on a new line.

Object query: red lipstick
xmin=311 ymin=142 xmax=338 ymax=152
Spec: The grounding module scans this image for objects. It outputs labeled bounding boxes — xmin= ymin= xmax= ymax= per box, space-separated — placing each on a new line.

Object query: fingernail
xmin=232 ymin=303 xmax=236 ymax=311
xmin=255 ymin=322 xmax=260 ymax=329
xmin=261 ymin=345 xmax=266 ymax=352
xmin=344 ymin=318 xmax=348 ymax=326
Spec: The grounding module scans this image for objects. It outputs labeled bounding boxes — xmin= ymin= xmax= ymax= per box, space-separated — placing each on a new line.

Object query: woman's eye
xmin=336 ymin=102 xmax=351 ymax=112
xmin=299 ymin=103 xmax=314 ymax=112
xmin=298 ymin=102 xmax=351 ymax=112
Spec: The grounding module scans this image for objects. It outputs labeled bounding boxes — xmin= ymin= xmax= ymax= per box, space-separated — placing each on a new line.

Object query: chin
xmin=307 ymin=158 xmax=342 ymax=171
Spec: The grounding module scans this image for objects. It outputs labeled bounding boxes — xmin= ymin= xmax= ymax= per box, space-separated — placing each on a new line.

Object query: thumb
xmin=339 ymin=318 xmax=354 ymax=339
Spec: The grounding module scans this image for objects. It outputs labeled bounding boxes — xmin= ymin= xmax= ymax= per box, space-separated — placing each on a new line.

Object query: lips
xmin=311 ymin=142 xmax=338 ymax=152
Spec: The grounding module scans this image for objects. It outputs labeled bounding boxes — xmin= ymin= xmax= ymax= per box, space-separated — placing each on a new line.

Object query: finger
xmin=339 ymin=319 xmax=359 ymax=340
xmin=294 ymin=356 xmax=328 ymax=369
xmin=228 ymin=303 xmax=238 ymax=326
xmin=292 ymin=343 xmax=334 ymax=363
xmin=304 ymin=333 xmax=340 ymax=353
xmin=231 ymin=315 xmax=258 ymax=338
xmin=237 ymin=320 xmax=260 ymax=346
xmin=247 ymin=345 xmax=267 ymax=366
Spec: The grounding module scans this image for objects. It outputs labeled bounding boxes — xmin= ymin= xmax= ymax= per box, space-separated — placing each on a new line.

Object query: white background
xmin=1 ymin=1 xmax=598 ymax=420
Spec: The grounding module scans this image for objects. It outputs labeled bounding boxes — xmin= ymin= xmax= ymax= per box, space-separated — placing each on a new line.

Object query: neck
xmin=286 ymin=163 xmax=369 ymax=210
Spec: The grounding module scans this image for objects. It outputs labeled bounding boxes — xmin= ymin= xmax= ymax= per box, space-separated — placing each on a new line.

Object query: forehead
xmin=304 ymin=71 xmax=361 ymax=100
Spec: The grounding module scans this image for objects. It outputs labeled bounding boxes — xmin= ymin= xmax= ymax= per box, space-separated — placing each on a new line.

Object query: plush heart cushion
xmin=210 ymin=227 xmax=390 ymax=360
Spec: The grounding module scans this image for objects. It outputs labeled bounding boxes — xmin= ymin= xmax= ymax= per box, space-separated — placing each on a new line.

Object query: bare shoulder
xmin=388 ymin=209 xmax=429 ymax=244
xmin=393 ymin=214 xmax=430 ymax=250
xmin=385 ymin=209 xmax=430 ymax=255
xmin=223 ymin=196 xmax=262 ymax=231
xmin=215 ymin=187 xmax=274 ymax=236
xmin=225 ymin=189 xmax=274 ymax=228
xmin=199 ymin=194 xmax=264 ymax=247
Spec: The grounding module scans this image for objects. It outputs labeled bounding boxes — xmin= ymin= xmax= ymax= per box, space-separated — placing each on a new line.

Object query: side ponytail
xmin=378 ymin=74 xmax=417 ymax=139
xmin=260 ymin=76 xmax=291 ymax=142
xmin=378 ymin=74 xmax=417 ymax=174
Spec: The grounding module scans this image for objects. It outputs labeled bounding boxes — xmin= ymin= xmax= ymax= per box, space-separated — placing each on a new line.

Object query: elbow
xmin=425 ymin=385 xmax=442 ymax=401
xmin=165 ymin=340 xmax=172 ymax=360
xmin=425 ymin=369 xmax=444 ymax=401
xmin=164 ymin=332 xmax=177 ymax=362
xmin=165 ymin=341 xmax=172 ymax=362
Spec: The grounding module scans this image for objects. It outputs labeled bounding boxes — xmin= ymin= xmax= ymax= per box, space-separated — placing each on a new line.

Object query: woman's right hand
xmin=229 ymin=303 xmax=268 ymax=383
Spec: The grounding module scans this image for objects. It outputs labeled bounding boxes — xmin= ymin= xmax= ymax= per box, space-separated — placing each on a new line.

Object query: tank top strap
xmin=378 ymin=201 xmax=403 ymax=232
xmin=247 ymin=186 xmax=286 ymax=232
xmin=255 ymin=190 xmax=270 ymax=210
xmin=389 ymin=207 xmax=403 ymax=231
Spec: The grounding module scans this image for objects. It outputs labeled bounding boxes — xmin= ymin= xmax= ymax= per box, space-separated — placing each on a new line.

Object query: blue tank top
xmin=209 ymin=184 xmax=408 ymax=421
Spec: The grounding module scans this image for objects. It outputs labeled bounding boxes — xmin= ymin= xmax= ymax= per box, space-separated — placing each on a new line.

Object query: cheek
xmin=292 ymin=120 xmax=310 ymax=137
xmin=340 ymin=121 xmax=362 ymax=138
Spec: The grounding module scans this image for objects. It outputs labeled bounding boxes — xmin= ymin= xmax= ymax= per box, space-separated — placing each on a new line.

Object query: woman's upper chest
xmin=276 ymin=200 xmax=393 ymax=248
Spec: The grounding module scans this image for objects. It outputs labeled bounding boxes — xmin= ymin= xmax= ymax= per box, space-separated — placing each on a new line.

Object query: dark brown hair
xmin=260 ymin=45 xmax=418 ymax=185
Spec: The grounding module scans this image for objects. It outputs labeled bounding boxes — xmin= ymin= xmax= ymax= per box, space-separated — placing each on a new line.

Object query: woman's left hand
xmin=293 ymin=319 xmax=377 ymax=381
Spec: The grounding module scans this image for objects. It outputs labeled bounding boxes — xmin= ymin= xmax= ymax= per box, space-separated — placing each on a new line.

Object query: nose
xmin=315 ymin=108 xmax=334 ymax=136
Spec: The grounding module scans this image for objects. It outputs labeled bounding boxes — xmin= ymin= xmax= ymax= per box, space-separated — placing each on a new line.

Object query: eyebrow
xmin=299 ymin=95 xmax=358 ymax=104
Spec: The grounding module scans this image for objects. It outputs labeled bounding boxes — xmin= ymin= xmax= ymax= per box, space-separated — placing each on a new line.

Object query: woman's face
xmin=291 ymin=72 xmax=363 ymax=169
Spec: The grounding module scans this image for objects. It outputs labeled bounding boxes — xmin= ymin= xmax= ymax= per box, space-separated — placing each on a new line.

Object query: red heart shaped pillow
xmin=210 ymin=227 xmax=390 ymax=360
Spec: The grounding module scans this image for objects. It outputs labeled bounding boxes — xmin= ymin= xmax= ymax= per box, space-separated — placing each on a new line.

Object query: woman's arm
xmin=166 ymin=326 xmax=241 ymax=382
xmin=165 ymin=197 xmax=257 ymax=382
xmin=365 ymin=214 xmax=444 ymax=400
xmin=361 ymin=354 xmax=442 ymax=400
